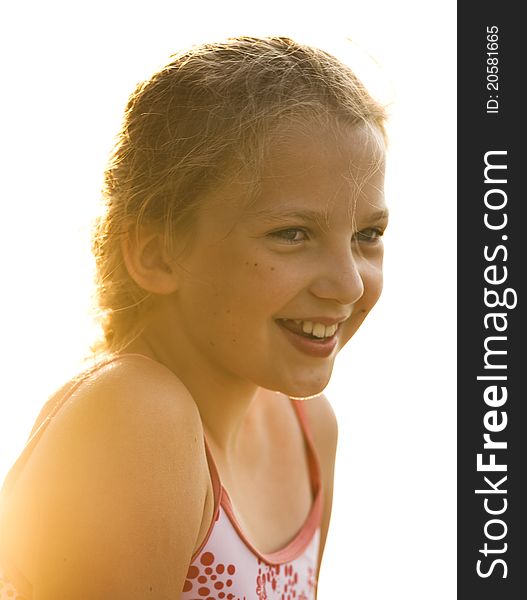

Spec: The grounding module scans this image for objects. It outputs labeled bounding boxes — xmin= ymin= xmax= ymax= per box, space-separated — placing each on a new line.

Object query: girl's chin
xmin=288 ymin=391 xmax=326 ymax=401
xmin=275 ymin=374 xmax=331 ymax=400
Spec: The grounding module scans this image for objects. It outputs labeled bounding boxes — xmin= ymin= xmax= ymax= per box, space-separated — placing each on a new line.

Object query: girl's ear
xmin=121 ymin=227 xmax=179 ymax=295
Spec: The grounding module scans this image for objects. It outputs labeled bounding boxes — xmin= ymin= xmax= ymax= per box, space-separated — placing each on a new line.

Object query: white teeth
xmin=298 ymin=320 xmax=338 ymax=338
xmin=302 ymin=321 xmax=314 ymax=334
xmin=281 ymin=318 xmax=339 ymax=338
xmin=326 ymin=323 xmax=338 ymax=337
xmin=312 ymin=323 xmax=326 ymax=338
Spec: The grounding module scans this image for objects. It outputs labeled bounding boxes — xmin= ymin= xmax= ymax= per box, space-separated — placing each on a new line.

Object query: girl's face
xmin=169 ymin=123 xmax=388 ymax=398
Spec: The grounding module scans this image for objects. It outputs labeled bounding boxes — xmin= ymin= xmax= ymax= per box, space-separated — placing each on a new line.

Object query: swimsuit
xmin=0 ymin=356 xmax=323 ymax=599
xmin=180 ymin=400 xmax=323 ymax=600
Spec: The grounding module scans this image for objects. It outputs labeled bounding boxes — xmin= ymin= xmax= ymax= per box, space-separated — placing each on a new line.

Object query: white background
xmin=0 ymin=1 xmax=456 ymax=598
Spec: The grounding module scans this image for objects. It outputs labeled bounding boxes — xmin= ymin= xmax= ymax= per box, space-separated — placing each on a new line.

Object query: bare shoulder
xmin=28 ymin=354 xmax=200 ymax=435
xmin=72 ymin=353 xmax=203 ymax=424
xmin=35 ymin=354 xmax=207 ymax=475
xmin=3 ymin=354 xmax=209 ymax=598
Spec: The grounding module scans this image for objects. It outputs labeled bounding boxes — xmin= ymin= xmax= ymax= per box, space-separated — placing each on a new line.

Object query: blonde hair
xmin=92 ymin=36 xmax=387 ymax=354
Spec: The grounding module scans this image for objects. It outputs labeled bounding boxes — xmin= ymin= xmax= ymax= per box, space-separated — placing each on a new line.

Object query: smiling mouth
xmin=276 ymin=318 xmax=338 ymax=340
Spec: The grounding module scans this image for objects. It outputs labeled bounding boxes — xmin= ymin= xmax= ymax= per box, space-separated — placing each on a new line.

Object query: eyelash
xmin=354 ymin=227 xmax=385 ymax=243
xmin=268 ymin=227 xmax=385 ymax=245
xmin=268 ymin=228 xmax=309 ymax=244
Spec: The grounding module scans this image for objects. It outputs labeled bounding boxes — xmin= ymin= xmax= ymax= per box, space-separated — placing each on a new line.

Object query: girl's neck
xmin=123 ymin=335 xmax=264 ymax=459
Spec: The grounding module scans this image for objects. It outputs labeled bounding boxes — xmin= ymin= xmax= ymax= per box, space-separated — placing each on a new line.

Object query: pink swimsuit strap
xmin=190 ymin=397 xmax=324 ymax=566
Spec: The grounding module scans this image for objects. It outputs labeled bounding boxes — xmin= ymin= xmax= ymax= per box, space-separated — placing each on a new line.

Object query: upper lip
xmin=276 ymin=315 xmax=351 ymax=326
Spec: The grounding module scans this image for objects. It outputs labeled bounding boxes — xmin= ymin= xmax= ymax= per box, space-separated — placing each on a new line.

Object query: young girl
xmin=0 ymin=37 xmax=388 ymax=599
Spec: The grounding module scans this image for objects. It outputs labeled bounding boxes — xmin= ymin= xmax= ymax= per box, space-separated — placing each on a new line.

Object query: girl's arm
xmin=2 ymin=355 xmax=209 ymax=599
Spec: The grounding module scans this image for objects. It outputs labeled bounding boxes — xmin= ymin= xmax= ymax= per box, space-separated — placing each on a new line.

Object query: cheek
xmin=183 ymin=256 xmax=286 ymax=333
xmin=340 ymin=261 xmax=383 ymax=343
xmin=226 ymin=247 xmax=299 ymax=298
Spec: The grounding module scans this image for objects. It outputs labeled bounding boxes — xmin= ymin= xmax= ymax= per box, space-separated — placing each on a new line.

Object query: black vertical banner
xmin=459 ymin=2 xmax=526 ymax=598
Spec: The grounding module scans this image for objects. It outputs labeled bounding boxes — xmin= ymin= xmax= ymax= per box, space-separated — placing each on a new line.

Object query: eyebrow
xmin=250 ymin=207 xmax=390 ymax=224
xmin=251 ymin=208 xmax=328 ymax=223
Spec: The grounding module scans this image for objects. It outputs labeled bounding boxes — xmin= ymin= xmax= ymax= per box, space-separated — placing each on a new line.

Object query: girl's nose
xmin=309 ymin=247 xmax=365 ymax=306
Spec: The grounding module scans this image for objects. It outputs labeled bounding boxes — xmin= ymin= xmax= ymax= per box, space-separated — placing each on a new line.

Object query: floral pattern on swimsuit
xmin=181 ymin=503 xmax=320 ymax=600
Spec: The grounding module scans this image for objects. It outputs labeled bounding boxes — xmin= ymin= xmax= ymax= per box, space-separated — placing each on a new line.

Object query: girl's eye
xmin=354 ymin=227 xmax=385 ymax=243
xmin=268 ymin=228 xmax=308 ymax=244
